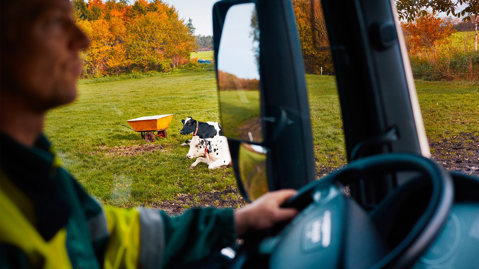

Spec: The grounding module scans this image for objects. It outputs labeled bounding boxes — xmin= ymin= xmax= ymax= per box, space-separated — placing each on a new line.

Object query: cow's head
xmin=186 ymin=136 xmax=206 ymax=159
xmin=180 ymin=116 xmax=197 ymax=135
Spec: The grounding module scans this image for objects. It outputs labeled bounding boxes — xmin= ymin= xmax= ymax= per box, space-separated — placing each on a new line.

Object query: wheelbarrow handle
xmin=121 ymin=124 xmax=136 ymax=131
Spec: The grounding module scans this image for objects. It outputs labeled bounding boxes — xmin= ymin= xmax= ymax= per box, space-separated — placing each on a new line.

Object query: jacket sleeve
xmin=156 ymin=207 xmax=236 ymax=268
xmin=78 ymin=183 xmax=236 ymax=269
xmin=98 ymin=206 xmax=236 ymax=269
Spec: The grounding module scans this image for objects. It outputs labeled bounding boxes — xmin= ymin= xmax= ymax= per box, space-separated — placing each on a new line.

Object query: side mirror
xmin=228 ymin=140 xmax=270 ymax=202
xmin=216 ymin=2 xmax=263 ymax=143
xmin=214 ymin=1 xmax=269 ymax=201
xmin=214 ymin=0 xmax=316 ymax=199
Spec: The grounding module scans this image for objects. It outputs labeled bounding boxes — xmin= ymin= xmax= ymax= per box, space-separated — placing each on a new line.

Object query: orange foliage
xmin=74 ymin=0 xmax=195 ymax=77
xmin=218 ymin=71 xmax=260 ymax=91
xmin=402 ymin=13 xmax=456 ymax=62
xmin=292 ymin=0 xmax=332 ymax=74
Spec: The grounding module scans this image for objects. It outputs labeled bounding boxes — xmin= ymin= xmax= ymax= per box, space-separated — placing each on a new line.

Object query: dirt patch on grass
xmin=94 ymin=144 xmax=169 ymax=156
xmin=314 ymin=132 xmax=479 ymax=177
xmin=150 ymin=132 xmax=478 ymax=214
xmin=150 ymin=186 xmax=246 ymax=215
xmin=235 ymin=117 xmax=262 ymax=141
xmin=430 ymin=132 xmax=479 ymax=176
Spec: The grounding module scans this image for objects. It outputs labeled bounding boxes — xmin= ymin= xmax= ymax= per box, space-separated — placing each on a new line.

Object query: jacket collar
xmin=0 ymin=132 xmax=71 ymax=241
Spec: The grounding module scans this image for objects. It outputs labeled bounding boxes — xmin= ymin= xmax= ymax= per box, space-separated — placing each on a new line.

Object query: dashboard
xmin=414 ymin=203 xmax=479 ymax=269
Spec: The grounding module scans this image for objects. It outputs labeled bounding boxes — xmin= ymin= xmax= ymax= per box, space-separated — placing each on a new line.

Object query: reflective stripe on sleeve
xmin=138 ymin=208 xmax=165 ymax=269
xmin=88 ymin=210 xmax=110 ymax=242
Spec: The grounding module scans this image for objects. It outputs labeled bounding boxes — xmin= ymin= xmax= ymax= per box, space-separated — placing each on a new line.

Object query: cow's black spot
xmin=214 ymin=149 xmax=217 ymax=152
xmin=216 ymin=153 xmax=218 ymax=155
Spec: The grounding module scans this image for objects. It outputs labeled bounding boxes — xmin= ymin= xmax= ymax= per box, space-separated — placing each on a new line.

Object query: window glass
xmin=46 ymin=0 xmax=245 ymax=214
xmin=291 ymin=0 xmax=347 ymax=177
xmin=400 ymin=12 xmax=479 ymax=176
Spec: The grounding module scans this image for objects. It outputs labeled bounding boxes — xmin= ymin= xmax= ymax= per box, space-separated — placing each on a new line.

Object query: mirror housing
xmin=214 ymin=0 xmax=316 ymax=200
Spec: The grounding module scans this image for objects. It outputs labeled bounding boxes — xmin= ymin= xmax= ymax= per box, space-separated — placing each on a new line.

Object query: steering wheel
xmin=234 ymin=153 xmax=454 ymax=269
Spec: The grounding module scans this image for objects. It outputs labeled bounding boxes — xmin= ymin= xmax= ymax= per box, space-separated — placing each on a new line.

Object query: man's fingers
xmin=271 ymin=189 xmax=298 ymax=205
xmin=275 ymin=208 xmax=298 ymax=222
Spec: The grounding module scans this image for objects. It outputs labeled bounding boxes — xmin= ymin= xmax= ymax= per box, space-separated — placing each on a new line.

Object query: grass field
xmin=190 ymin=50 xmax=214 ymax=61
xmin=448 ymin=31 xmax=477 ymax=52
xmin=45 ymin=71 xmax=479 ymax=208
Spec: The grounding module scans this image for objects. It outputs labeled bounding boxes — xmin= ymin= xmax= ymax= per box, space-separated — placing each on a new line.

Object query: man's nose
xmin=70 ymin=23 xmax=90 ymax=51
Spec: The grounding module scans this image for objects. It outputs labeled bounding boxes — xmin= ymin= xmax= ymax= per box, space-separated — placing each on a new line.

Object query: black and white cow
xmin=186 ymin=135 xmax=231 ymax=169
xmin=180 ymin=116 xmax=223 ymax=138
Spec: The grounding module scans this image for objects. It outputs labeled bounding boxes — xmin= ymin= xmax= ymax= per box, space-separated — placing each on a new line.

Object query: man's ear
xmin=181 ymin=119 xmax=185 ymax=124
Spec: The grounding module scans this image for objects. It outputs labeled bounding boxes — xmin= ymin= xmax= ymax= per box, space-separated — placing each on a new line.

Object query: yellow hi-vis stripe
xmin=103 ymin=206 xmax=141 ymax=269
xmin=0 ymin=170 xmax=72 ymax=268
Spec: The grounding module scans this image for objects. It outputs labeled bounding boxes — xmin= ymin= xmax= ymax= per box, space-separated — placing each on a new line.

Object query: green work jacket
xmin=0 ymin=133 xmax=236 ymax=268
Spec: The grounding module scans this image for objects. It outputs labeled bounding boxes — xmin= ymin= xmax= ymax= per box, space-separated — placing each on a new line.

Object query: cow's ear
xmin=181 ymin=119 xmax=185 ymax=124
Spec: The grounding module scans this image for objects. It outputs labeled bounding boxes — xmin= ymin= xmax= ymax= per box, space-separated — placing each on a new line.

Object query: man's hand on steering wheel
xmin=234 ymin=190 xmax=298 ymax=238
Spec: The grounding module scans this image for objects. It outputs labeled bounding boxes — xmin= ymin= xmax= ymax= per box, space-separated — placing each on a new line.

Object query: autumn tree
xmin=402 ymin=13 xmax=456 ymax=62
xmin=73 ymin=0 xmax=195 ymax=77
xmin=218 ymin=71 xmax=260 ymax=91
xmin=292 ymin=0 xmax=332 ymax=74
xmin=396 ymin=0 xmax=478 ymax=52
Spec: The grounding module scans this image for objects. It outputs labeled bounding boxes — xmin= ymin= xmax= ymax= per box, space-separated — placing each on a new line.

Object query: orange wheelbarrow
xmin=123 ymin=114 xmax=174 ymax=142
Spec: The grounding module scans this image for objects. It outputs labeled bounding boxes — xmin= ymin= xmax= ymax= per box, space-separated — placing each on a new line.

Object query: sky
xmin=162 ymin=0 xmax=220 ymax=36
xmin=217 ymin=3 xmax=259 ymax=79
xmin=162 ymin=1 xmax=259 ymax=78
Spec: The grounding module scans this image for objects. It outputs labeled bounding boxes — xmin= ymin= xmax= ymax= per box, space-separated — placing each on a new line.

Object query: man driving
xmin=0 ymin=0 xmax=297 ymax=268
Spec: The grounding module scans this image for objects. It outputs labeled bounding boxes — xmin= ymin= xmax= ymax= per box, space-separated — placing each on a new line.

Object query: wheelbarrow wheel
xmin=144 ymin=132 xmax=155 ymax=143
xmin=158 ymin=130 xmax=167 ymax=138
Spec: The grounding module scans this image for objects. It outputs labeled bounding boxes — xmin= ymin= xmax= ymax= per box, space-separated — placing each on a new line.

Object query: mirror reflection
xmin=239 ymin=143 xmax=269 ymax=201
xmin=217 ymin=3 xmax=263 ymax=143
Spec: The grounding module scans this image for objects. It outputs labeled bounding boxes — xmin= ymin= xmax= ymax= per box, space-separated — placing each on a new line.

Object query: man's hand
xmin=234 ymin=189 xmax=298 ymax=238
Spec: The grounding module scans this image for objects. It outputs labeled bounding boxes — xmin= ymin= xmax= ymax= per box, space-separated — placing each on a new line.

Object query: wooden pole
xmin=475 ymin=22 xmax=477 ymax=52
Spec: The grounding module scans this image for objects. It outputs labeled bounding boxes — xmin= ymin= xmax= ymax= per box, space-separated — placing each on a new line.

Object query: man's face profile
xmin=1 ymin=0 xmax=90 ymax=111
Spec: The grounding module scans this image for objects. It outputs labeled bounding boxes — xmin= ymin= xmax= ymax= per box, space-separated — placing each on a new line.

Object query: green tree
xmin=187 ymin=18 xmax=196 ymax=35
xmin=395 ymin=0 xmax=479 ymax=22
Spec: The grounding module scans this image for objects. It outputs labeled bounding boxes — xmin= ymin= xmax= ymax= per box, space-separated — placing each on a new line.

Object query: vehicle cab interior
xmin=212 ymin=0 xmax=479 ymax=268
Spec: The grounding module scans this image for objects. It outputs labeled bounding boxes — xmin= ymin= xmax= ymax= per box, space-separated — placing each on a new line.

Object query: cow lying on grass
xmin=180 ymin=116 xmax=223 ymax=138
xmin=186 ymin=135 xmax=231 ymax=169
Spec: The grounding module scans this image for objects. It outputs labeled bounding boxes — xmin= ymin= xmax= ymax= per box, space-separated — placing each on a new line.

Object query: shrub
xmin=410 ymin=51 xmax=479 ymax=81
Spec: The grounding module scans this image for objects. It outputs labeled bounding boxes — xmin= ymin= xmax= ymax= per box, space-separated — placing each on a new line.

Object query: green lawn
xmin=415 ymin=79 xmax=479 ymax=139
xmin=45 ymin=71 xmax=479 ymax=207
xmin=190 ymin=50 xmax=214 ymax=61
xmin=46 ymin=71 xmax=234 ymax=208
